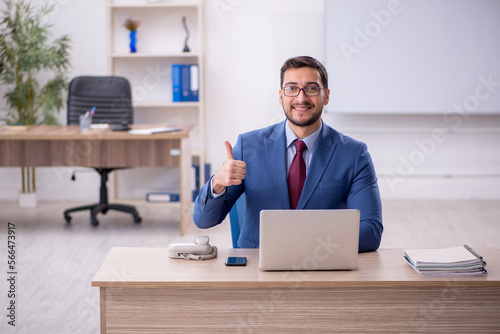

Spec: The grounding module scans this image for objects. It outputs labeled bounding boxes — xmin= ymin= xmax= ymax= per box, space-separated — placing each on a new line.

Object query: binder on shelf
xmin=172 ymin=64 xmax=199 ymax=103
xmin=192 ymin=163 xmax=211 ymax=201
xmin=180 ymin=64 xmax=191 ymax=101
xmin=146 ymin=163 xmax=211 ymax=203
xmin=172 ymin=64 xmax=182 ymax=102
xmin=146 ymin=192 xmax=180 ymax=203
xmin=190 ymin=64 xmax=199 ymax=102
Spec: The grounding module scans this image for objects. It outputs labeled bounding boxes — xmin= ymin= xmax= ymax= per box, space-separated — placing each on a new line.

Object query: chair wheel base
xmin=63 ymin=203 xmax=141 ymax=226
xmin=90 ymin=216 xmax=99 ymax=226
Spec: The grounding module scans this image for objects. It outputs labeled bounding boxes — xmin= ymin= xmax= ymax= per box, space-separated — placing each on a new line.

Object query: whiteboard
xmin=325 ymin=0 xmax=500 ymax=114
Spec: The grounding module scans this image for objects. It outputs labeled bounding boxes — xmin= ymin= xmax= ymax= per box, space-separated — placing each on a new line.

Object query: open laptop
xmin=259 ymin=209 xmax=360 ymax=271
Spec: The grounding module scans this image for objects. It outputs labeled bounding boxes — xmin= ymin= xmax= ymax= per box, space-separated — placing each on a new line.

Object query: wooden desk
xmin=0 ymin=124 xmax=194 ymax=234
xmin=92 ymin=247 xmax=500 ymax=333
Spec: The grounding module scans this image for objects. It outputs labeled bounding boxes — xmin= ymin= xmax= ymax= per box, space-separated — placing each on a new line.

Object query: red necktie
xmin=288 ymin=140 xmax=307 ymax=209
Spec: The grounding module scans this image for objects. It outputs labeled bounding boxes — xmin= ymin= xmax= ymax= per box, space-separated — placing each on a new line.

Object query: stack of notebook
xmin=404 ymin=245 xmax=487 ymax=277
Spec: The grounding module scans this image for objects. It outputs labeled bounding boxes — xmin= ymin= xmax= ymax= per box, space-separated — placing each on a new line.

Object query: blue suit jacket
xmin=193 ymin=121 xmax=383 ymax=252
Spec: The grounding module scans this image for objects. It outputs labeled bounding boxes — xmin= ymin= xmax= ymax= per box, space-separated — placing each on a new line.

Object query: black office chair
xmin=63 ymin=76 xmax=142 ymax=226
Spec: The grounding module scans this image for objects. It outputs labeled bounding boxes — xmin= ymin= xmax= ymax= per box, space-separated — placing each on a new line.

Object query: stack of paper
xmin=404 ymin=245 xmax=487 ymax=277
xmin=128 ymin=127 xmax=180 ymax=135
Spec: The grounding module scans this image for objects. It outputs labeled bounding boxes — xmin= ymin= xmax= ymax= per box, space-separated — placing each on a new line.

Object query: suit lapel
xmin=297 ymin=124 xmax=337 ymax=209
xmin=265 ymin=122 xmax=290 ymax=209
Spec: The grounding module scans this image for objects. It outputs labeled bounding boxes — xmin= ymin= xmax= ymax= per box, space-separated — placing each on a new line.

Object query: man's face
xmin=279 ymin=67 xmax=330 ymax=129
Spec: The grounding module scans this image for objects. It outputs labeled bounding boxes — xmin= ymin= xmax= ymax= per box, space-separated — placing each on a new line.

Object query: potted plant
xmin=0 ymin=0 xmax=71 ymax=207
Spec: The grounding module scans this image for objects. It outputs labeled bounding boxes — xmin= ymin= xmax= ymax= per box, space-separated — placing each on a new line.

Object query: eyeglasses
xmin=282 ymin=86 xmax=323 ymax=97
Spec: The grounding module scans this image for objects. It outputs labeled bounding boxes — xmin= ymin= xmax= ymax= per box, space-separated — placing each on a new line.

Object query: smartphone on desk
xmin=225 ymin=256 xmax=247 ymax=266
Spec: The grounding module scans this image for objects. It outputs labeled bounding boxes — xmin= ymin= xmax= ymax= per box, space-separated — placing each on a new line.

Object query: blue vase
xmin=129 ymin=30 xmax=137 ymax=53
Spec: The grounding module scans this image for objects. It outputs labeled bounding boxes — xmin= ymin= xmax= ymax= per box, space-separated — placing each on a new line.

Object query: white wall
xmin=203 ymin=0 xmax=325 ymax=168
xmin=203 ymin=0 xmax=500 ymax=200
xmin=325 ymin=0 xmax=500 ymax=114
xmin=1 ymin=0 xmax=499 ymax=201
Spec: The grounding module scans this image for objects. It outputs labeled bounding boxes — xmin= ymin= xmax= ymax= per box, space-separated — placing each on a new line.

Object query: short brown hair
xmin=280 ymin=56 xmax=328 ymax=89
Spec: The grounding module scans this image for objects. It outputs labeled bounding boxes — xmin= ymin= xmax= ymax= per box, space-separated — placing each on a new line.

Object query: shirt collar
xmin=285 ymin=120 xmax=323 ymax=153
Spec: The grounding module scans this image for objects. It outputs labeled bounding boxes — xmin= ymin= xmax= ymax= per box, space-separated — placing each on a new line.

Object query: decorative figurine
xmin=182 ymin=16 xmax=190 ymax=53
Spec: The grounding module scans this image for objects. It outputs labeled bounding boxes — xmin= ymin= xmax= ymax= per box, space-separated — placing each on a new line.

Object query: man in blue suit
xmin=194 ymin=56 xmax=383 ymax=252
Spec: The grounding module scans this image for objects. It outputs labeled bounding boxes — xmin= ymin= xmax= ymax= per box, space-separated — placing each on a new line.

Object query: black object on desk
xmin=111 ymin=123 xmax=131 ymax=131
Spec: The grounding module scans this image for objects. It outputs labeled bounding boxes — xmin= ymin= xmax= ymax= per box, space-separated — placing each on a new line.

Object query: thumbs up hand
xmin=224 ymin=140 xmax=235 ymax=160
xmin=212 ymin=141 xmax=246 ymax=194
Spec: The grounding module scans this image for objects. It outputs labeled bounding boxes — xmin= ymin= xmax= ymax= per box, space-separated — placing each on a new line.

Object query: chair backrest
xmin=228 ymin=193 xmax=246 ymax=248
xmin=67 ymin=76 xmax=133 ymax=125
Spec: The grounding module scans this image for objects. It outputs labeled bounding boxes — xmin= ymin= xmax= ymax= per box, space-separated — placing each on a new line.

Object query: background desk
xmin=0 ymin=124 xmax=194 ymax=234
xmin=92 ymin=247 xmax=500 ymax=333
